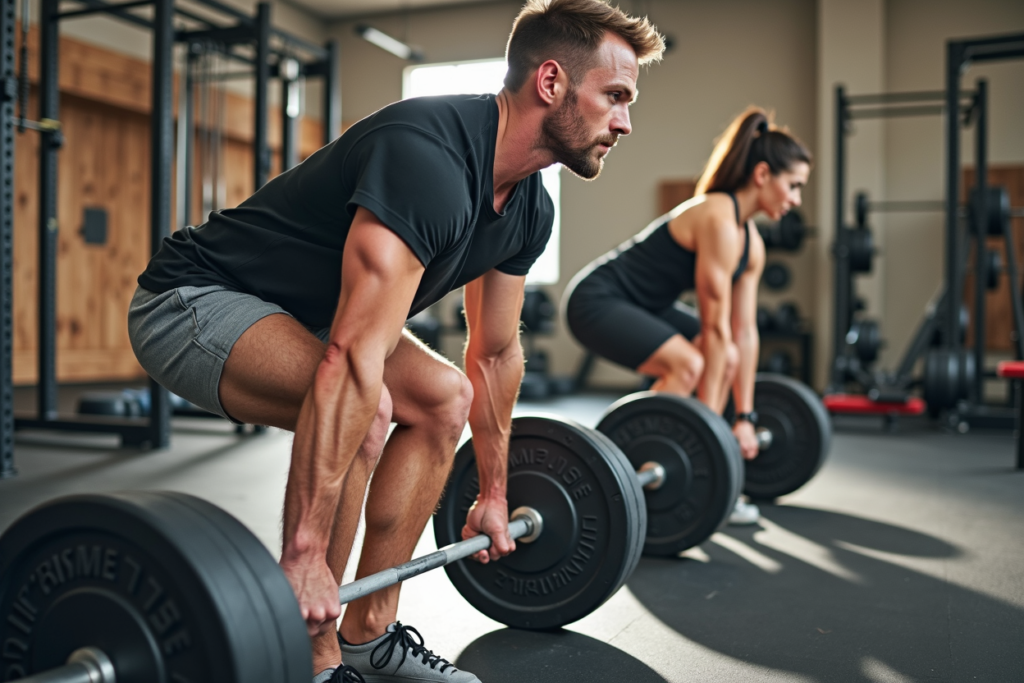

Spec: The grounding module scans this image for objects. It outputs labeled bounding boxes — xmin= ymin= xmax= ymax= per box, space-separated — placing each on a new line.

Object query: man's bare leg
xmin=339 ymin=333 xmax=474 ymax=644
xmin=638 ymin=333 xmax=705 ymax=397
xmin=301 ymin=397 xmax=389 ymax=673
xmin=218 ymin=313 xmax=392 ymax=673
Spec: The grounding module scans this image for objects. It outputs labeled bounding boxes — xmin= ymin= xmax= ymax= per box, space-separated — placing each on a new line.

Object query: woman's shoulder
xmin=666 ymin=193 xmax=734 ymax=222
xmin=669 ymin=193 xmax=738 ymax=234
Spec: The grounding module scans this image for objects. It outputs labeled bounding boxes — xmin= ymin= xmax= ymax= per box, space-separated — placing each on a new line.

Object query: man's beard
xmin=541 ymin=88 xmax=617 ymax=180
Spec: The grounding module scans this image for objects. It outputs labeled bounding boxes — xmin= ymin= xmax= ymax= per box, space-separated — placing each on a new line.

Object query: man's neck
xmin=492 ymin=90 xmax=556 ymax=212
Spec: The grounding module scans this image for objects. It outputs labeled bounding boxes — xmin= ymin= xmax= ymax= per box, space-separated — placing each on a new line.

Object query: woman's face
xmin=757 ymin=161 xmax=810 ymax=221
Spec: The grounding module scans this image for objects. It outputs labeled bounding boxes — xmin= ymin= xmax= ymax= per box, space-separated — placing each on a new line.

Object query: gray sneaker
xmin=315 ymin=665 xmax=365 ymax=683
xmin=729 ymin=498 xmax=761 ymax=525
xmin=339 ymin=623 xmax=480 ymax=683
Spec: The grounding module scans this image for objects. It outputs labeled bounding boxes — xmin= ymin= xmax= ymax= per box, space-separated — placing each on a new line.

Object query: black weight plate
xmin=744 ymin=374 xmax=832 ymax=499
xmin=597 ymin=393 xmax=742 ymax=557
xmin=763 ymin=262 xmax=791 ymax=291
xmin=0 ymin=492 xmax=311 ymax=683
xmin=586 ymin=426 xmax=646 ymax=596
xmin=433 ymin=415 xmax=641 ymax=630
xmin=170 ymin=494 xmax=311 ymax=683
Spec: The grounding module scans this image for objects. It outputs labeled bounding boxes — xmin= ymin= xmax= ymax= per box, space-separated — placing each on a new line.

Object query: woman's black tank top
xmin=579 ymin=192 xmax=749 ymax=312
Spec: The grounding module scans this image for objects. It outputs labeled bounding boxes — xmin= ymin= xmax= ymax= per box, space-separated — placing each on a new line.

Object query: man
xmin=129 ymin=1 xmax=663 ymax=681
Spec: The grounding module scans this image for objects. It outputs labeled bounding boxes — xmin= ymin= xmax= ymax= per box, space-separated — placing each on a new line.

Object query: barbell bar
xmin=337 ymin=463 xmax=663 ymax=605
xmin=17 ymin=649 xmax=114 ymax=683
xmin=3 ymin=390 xmax=827 ymax=680
xmin=6 ymin=432 xmax=663 ymax=683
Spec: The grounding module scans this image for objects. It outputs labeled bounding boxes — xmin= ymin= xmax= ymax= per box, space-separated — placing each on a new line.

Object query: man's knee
xmin=408 ymin=365 xmax=473 ymax=438
xmin=436 ymin=369 xmax=473 ymax=435
xmin=358 ymin=387 xmax=393 ymax=468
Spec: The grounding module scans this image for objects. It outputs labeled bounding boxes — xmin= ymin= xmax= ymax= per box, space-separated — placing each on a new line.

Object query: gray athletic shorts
xmin=127 ymin=284 xmax=329 ymax=422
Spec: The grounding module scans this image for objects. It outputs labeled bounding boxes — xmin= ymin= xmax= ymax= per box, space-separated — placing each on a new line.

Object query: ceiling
xmin=285 ymin=0 xmax=497 ymax=21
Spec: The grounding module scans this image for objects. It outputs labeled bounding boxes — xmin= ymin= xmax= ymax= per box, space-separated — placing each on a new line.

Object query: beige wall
xmin=880 ymin=0 xmax=1024 ymax=371
xmin=331 ymin=0 xmax=819 ymax=388
xmin=815 ymin=0 xmax=887 ymax=389
xmin=18 ymin=0 xmax=1024 ymax=391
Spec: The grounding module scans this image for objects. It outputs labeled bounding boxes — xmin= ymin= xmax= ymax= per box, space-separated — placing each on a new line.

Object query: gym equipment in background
xmin=826 ymin=44 xmax=1024 ymax=429
xmin=0 ymin=0 xmax=342 ymax=475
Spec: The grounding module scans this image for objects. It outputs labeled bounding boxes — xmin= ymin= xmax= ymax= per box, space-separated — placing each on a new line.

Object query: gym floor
xmin=2 ymin=389 xmax=1022 ymax=683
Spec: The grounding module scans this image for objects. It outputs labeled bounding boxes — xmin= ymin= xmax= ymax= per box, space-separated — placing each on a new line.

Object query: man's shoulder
xmin=361 ymin=94 xmax=496 ymax=138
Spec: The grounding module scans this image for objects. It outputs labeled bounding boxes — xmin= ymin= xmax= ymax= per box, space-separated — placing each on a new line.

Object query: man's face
xmin=541 ymin=33 xmax=639 ymax=180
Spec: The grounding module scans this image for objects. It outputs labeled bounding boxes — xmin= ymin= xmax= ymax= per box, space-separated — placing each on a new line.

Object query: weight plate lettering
xmin=433 ymin=416 xmax=643 ymax=630
xmin=597 ymin=394 xmax=742 ymax=556
xmin=0 ymin=492 xmax=310 ymax=683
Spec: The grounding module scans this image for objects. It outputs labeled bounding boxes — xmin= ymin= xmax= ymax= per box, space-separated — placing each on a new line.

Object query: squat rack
xmin=0 ymin=0 xmax=341 ymax=477
xmin=828 ymin=85 xmax=976 ymax=395
xmin=943 ymin=32 xmax=1024 ymax=428
xmin=828 ymin=32 xmax=1024 ymax=426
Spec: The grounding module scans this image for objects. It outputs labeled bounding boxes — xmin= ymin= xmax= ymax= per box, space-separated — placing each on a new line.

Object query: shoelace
xmin=369 ymin=622 xmax=455 ymax=674
xmin=330 ymin=664 xmax=366 ymax=683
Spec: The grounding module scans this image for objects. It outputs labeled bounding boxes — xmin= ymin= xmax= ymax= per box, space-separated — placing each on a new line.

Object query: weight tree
xmin=0 ymin=0 xmax=341 ymax=476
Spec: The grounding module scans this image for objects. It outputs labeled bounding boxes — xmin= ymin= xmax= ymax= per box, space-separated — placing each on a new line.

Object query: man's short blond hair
xmin=504 ymin=0 xmax=665 ymax=92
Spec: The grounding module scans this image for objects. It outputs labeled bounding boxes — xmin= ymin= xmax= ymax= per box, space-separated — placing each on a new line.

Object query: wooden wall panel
xmin=14 ymin=30 xmax=323 ymax=385
xmin=658 ymin=179 xmax=698 ymax=215
xmin=14 ymin=93 xmax=153 ymax=384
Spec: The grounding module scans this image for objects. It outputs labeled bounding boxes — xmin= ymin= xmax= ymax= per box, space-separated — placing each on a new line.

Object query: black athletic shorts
xmin=564 ymin=276 xmax=701 ymax=371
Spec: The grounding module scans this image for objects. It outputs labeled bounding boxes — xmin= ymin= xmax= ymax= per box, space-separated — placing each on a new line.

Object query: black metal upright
xmin=829 ymin=86 xmax=848 ymax=391
xmin=970 ymin=80 xmax=988 ymax=404
xmin=323 ymin=39 xmax=340 ymax=145
xmin=280 ymin=58 xmax=298 ymax=172
xmin=147 ymin=0 xmax=173 ymax=448
xmin=37 ymin=0 xmax=59 ymax=420
xmin=253 ymin=1 xmax=270 ymax=188
xmin=4 ymin=0 xmax=337 ymax=460
xmin=944 ymin=41 xmax=965 ymax=359
xmin=0 ymin=0 xmax=16 ymax=477
xmin=181 ymin=48 xmax=195 ymax=228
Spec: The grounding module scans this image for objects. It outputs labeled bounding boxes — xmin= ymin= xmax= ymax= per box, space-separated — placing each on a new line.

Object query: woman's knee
xmin=724 ymin=342 xmax=740 ymax=380
xmin=680 ymin=350 xmax=705 ymax=387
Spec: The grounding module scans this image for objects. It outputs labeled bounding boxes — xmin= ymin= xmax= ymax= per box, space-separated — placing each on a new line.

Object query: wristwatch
xmin=734 ymin=411 xmax=758 ymax=425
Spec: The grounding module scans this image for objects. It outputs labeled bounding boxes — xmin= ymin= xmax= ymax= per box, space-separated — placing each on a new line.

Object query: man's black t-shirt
xmin=138 ymin=94 xmax=555 ymax=328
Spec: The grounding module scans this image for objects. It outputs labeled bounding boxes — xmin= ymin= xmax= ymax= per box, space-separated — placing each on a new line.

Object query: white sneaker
xmin=729 ymin=499 xmax=760 ymax=525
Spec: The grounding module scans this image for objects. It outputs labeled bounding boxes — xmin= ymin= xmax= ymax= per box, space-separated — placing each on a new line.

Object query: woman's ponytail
xmin=695 ymin=107 xmax=811 ymax=195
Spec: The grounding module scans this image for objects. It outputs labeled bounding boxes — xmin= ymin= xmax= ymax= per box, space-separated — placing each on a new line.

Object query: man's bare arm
xmin=461 ymin=269 xmax=527 ymax=562
xmin=280 ymin=206 xmax=424 ymax=632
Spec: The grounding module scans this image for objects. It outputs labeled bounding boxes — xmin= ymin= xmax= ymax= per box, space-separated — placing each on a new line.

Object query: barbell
xmin=1 ymin=376 xmax=831 ymax=681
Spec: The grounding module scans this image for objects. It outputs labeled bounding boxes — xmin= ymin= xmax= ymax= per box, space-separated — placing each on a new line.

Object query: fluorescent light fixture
xmin=355 ymin=25 xmax=423 ymax=62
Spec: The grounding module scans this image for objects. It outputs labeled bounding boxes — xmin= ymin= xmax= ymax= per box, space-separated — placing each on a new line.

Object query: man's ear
xmin=534 ymin=59 xmax=564 ymax=105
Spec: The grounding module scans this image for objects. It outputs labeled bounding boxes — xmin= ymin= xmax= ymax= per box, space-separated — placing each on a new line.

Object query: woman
xmin=564 ymin=107 xmax=811 ymax=524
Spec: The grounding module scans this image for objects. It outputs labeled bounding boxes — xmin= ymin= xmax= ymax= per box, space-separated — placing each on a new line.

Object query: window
xmin=403 ymin=58 xmax=560 ymax=285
